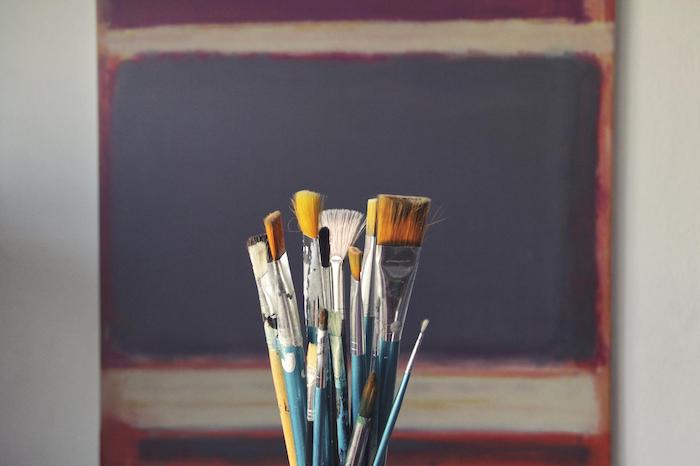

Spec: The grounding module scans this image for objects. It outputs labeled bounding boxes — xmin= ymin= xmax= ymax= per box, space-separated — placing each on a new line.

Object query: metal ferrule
xmin=330 ymin=257 xmax=345 ymax=323
xmin=344 ymin=416 xmax=370 ymax=466
xmin=315 ymin=328 xmax=328 ymax=389
xmin=349 ymin=278 xmax=364 ymax=356
xmin=373 ymin=245 xmax=422 ymax=342
xmin=254 ymin=270 xmax=278 ymax=349
xmin=360 ymin=235 xmax=376 ymax=318
xmin=302 ymin=236 xmax=323 ymax=332
xmin=320 ymin=265 xmax=332 ymax=312
xmin=264 ymin=253 xmax=303 ymax=348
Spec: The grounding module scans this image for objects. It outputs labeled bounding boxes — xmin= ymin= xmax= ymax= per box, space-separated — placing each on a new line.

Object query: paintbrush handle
xmin=281 ymin=344 xmax=308 ymax=466
xmin=363 ymin=315 xmax=374 ymax=373
xmin=372 ymin=369 xmax=411 ymax=466
xmin=268 ymin=347 xmax=298 ymax=466
xmin=370 ymin=339 xmax=400 ymax=466
xmin=351 ymin=354 xmax=366 ymax=424
xmin=330 ymin=334 xmax=350 ymax=463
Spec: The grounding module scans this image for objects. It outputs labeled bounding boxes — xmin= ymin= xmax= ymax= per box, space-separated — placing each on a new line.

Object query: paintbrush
xmin=313 ymin=309 xmax=330 ymax=466
xmin=372 ymin=320 xmax=429 ymax=466
xmin=264 ymin=211 xmax=307 ymax=466
xmin=344 ymin=372 xmax=376 ymax=466
xmin=370 ymin=195 xmax=430 ymax=466
xmin=320 ymin=209 xmax=365 ymax=464
xmin=292 ymin=189 xmax=325 ymax=465
xmin=348 ymin=246 xmax=366 ymax=425
xmin=247 ymin=234 xmax=298 ymax=466
xmin=360 ymin=199 xmax=377 ymax=373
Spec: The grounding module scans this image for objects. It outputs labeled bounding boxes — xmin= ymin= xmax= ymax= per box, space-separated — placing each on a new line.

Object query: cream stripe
xmin=101 ymin=20 xmax=614 ymax=58
xmin=102 ymin=367 xmax=602 ymax=434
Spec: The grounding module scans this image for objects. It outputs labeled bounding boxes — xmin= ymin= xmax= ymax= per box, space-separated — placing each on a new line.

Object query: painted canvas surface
xmin=99 ymin=1 xmax=614 ymax=465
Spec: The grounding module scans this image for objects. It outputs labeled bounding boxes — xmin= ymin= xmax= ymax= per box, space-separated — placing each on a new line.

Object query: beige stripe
xmin=101 ymin=20 xmax=614 ymax=59
xmin=102 ymin=368 xmax=602 ymax=433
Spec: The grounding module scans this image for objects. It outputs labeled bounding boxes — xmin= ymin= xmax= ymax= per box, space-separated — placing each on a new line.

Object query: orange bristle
xmin=264 ymin=211 xmax=286 ymax=260
xmin=376 ymin=195 xmax=431 ymax=247
xmin=292 ymin=190 xmax=324 ymax=239
xmin=348 ymin=246 xmax=362 ymax=281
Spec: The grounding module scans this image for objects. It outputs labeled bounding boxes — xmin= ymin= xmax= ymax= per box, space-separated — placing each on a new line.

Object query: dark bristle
xmin=359 ymin=372 xmax=377 ymax=418
xmin=264 ymin=211 xmax=286 ymax=260
xmin=318 ymin=309 xmax=328 ymax=330
xmin=246 ymin=234 xmax=267 ymax=248
xmin=319 ymin=227 xmax=331 ymax=267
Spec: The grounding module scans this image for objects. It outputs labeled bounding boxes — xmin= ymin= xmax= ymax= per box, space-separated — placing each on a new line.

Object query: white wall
xmin=0 ymin=0 xmax=698 ymax=465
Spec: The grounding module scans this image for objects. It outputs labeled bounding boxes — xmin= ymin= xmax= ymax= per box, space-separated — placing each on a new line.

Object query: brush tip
xmin=246 ymin=234 xmax=270 ymax=277
xmin=319 ymin=227 xmax=330 ymax=267
xmin=263 ymin=211 xmax=286 ymax=260
xmin=359 ymin=372 xmax=377 ymax=418
xmin=318 ymin=309 xmax=328 ymax=330
xmin=320 ymin=209 xmax=365 ymax=258
xmin=366 ymin=198 xmax=377 ymax=236
xmin=292 ymin=190 xmax=324 ymax=238
xmin=376 ymin=194 xmax=431 ymax=247
xmin=421 ymin=319 xmax=430 ymax=333
xmin=348 ymin=246 xmax=362 ymax=280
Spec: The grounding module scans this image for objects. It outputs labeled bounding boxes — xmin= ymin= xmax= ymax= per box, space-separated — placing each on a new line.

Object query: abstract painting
xmin=99 ymin=1 xmax=614 ymax=464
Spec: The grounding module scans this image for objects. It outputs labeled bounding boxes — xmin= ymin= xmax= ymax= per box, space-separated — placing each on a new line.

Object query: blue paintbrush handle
xmin=282 ymin=344 xmax=308 ymax=466
xmin=372 ymin=339 xmax=399 ymax=466
xmin=372 ymin=368 xmax=411 ymax=466
xmin=312 ymin=385 xmax=325 ymax=466
xmin=351 ymin=353 xmax=366 ymax=424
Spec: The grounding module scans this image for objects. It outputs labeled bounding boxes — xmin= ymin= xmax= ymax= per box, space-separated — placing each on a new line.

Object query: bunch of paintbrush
xmin=246 ymin=192 xmax=431 ymax=466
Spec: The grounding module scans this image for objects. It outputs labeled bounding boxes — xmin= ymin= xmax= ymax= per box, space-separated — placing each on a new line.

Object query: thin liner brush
xmin=372 ymin=321 xmax=429 ymax=466
xmin=360 ymin=199 xmax=377 ymax=373
xmin=348 ymin=246 xmax=366 ymax=425
xmin=369 ymin=195 xmax=430 ymax=466
xmin=320 ymin=209 xmax=365 ymax=464
xmin=344 ymin=373 xmax=376 ymax=466
xmin=292 ymin=189 xmax=325 ymax=466
xmin=247 ymin=235 xmax=297 ymax=466
xmin=264 ymin=211 xmax=307 ymax=466
xmin=313 ymin=310 xmax=331 ymax=466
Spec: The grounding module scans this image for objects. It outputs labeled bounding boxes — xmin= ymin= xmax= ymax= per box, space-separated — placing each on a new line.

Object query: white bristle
xmin=320 ymin=209 xmax=365 ymax=259
xmin=421 ymin=319 xmax=430 ymax=333
xmin=247 ymin=241 xmax=269 ymax=280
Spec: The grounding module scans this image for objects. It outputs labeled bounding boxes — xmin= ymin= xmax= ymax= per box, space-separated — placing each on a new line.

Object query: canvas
xmin=99 ymin=1 xmax=614 ymax=465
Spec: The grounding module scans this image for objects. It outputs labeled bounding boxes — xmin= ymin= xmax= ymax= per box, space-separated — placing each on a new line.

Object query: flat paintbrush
xmin=360 ymin=199 xmax=377 ymax=373
xmin=348 ymin=246 xmax=366 ymax=425
xmin=247 ymin=235 xmax=297 ymax=466
xmin=264 ymin=211 xmax=307 ymax=466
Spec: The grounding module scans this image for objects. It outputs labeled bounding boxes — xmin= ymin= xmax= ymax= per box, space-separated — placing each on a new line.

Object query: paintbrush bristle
xmin=348 ymin=246 xmax=362 ymax=281
xmin=376 ymin=195 xmax=431 ymax=247
xmin=320 ymin=209 xmax=365 ymax=259
xmin=246 ymin=234 xmax=269 ymax=279
xmin=359 ymin=372 xmax=377 ymax=418
xmin=318 ymin=309 xmax=328 ymax=331
xmin=421 ymin=319 xmax=430 ymax=333
xmin=365 ymin=198 xmax=377 ymax=237
xmin=292 ymin=190 xmax=324 ymax=239
xmin=263 ymin=211 xmax=286 ymax=260
xmin=319 ymin=227 xmax=330 ymax=267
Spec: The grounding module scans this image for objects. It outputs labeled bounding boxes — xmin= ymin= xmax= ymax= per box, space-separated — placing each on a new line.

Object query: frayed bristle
xmin=366 ymin=198 xmax=377 ymax=237
xmin=246 ymin=234 xmax=269 ymax=279
xmin=320 ymin=209 xmax=365 ymax=259
xmin=359 ymin=372 xmax=377 ymax=418
xmin=318 ymin=309 xmax=328 ymax=330
xmin=348 ymin=246 xmax=362 ymax=280
xmin=292 ymin=190 xmax=324 ymax=239
xmin=376 ymin=195 xmax=431 ymax=247
xmin=263 ymin=211 xmax=286 ymax=260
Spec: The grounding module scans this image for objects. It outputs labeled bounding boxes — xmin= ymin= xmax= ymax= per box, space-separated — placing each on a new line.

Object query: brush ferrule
xmin=252 ymin=270 xmax=278 ymax=349
xmin=374 ymin=245 xmax=422 ymax=342
xmin=360 ymin=235 xmax=376 ymax=318
xmin=315 ymin=329 xmax=328 ymax=388
xmin=349 ymin=278 xmax=364 ymax=356
xmin=265 ymin=253 xmax=304 ymax=347
xmin=302 ymin=236 xmax=323 ymax=332
xmin=330 ymin=256 xmax=345 ymax=321
xmin=321 ymin=265 xmax=332 ymax=312
xmin=344 ymin=416 xmax=371 ymax=466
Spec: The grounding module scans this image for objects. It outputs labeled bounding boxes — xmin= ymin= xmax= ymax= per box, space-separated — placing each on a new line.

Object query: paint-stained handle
xmin=281 ymin=344 xmax=308 ymax=466
xmin=351 ymin=353 xmax=366 ymax=425
xmin=269 ymin=347 xmax=298 ymax=466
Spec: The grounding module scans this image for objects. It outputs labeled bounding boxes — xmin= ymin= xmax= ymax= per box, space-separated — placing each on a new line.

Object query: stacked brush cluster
xmin=247 ymin=191 xmax=431 ymax=466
